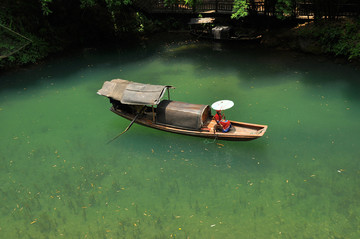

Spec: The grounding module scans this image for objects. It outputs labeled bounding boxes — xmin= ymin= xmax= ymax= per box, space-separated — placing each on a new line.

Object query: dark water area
xmin=0 ymin=33 xmax=359 ymax=238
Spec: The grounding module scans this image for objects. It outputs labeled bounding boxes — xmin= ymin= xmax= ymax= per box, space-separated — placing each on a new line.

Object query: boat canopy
xmin=156 ymin=100 xmax=211 ymax=130
xmin=188 ymin=17 xmax=215 ymax=25
xmin=97 ymin=79 xmax=172 ymax=105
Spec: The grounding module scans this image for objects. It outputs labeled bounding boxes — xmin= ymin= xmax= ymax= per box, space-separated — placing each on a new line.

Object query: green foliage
xmin=80 ymin=0 xmax=96 ymax=8
xmin=0 ymin=25 xmax=56 ymax=67
xmin=275 ymin=0 xmax=295 ymax=19
xmin=297 ymin=18 xmax=360 ymax=60
xmin=0 ymin=6 xmax=53 ymax=68
xmin=135 ymin=13 xmax=181 ymax=33
xmin=0 ymin=0 xmax=140 ymax=69
xmin=232 ymin=0 xmax=354 ymax=20
xmin=163 ymin=0 xmax=200 ymax=8
xmin=231 ymin=0 xmax=297 ymax=19
xmin=184 ymin=0 xmax=199 ymax=6
xmin=135 ymin=12 xmax=147 ymax=33
xmin=79 ymin=0 xmax=132 ymax=8
xmin=0 ymin=33 xmax=51 ymax=68
xmin=231 ymin=0 xmax=248 ymax=19
xmin=104 ymin=0 xmax=132 ymax=8
xmin=40 ymin=0 xmax=53 ymax=15
xmin=18 ymin=36 xmax=51 ymax=64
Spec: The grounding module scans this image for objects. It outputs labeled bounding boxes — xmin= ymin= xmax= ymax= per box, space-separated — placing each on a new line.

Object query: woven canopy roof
xmin=97 ymin=79 xmax=172 ymax=105
xmin=188 ymin=17 xmax=215 ymax=25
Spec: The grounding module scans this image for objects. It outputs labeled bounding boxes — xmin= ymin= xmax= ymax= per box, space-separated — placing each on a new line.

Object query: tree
xmin=275 ymin=0 xmax=297 ymax=19
xmin=231 ymin=0 xmax=249 ymax=19
xmin=0 ymin=0 xmax=139 ymax=68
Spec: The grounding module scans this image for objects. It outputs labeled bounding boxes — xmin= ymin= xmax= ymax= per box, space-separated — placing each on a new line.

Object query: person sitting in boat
xmin=214 ymin=110 xmax=231 ymax=132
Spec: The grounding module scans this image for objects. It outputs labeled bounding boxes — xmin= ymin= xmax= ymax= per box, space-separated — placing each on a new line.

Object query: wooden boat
xmin=98 ymin=79 xmax=267 ymax=141
xmin=188 ymin=17 xmax=262 ymax=42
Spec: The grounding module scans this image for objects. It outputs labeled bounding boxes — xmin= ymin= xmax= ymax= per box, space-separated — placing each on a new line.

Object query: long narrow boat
xmin=97 ymin=79 xmax=267 ymax=141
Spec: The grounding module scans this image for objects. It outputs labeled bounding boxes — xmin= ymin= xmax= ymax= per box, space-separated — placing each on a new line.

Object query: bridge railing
xmin=150 ymin=0 xmax=360 ymax=18
xmin=295 ymin=3 xmax=360 ymax=17
xmin=154 ymin=1 xmax=192 ymax=12
xmin=152 ymin=1 xmax=234 ymax=13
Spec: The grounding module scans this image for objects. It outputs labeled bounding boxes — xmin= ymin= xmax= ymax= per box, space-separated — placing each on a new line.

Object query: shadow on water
xmin=2 ymin=32 xmax=358 ymax=100
xmin=160 ymin=37 xmax=360 ymax=99
xmin=0 ymin=33 xmax=189 ymax=93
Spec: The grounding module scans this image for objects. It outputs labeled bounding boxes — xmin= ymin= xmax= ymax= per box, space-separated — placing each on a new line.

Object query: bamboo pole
xmin=152 ymin=105 xmax=155 ymax=122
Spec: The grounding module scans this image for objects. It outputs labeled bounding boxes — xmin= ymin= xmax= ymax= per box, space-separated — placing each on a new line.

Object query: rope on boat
xmin=106 ymin=106 xmax=145 ymax=144
xmin=203 ymin=137 xmax=218 ymax=144
xmin=203 ymin=128 xmax=218 ymax=144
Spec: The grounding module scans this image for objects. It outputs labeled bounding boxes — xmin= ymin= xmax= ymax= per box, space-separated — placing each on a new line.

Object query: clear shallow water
xmin=1 ymin=34 xmax=359 ymax=238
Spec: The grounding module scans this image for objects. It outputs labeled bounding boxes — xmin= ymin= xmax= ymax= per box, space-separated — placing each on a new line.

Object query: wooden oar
xmin=107 ymin=107 xmax=145 ymax=144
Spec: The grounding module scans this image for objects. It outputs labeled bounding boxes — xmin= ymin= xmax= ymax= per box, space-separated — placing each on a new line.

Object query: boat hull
xmin=110 ymin=107 xmax=267 ymax=141
xmin=190 ymin=30 xmax=262 ymax=42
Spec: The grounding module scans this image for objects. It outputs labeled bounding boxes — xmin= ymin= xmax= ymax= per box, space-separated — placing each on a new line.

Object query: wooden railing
xmin=146 ymin=0 xmax=360 ymax=18
xmin=248 ymin=2 xmax=360 ymax=18
xmin=152 ymin=1 xmax=234 ymax=13
xmin=295 ymin=3 xmax=360 ymax=17
xmin=154 ymin=1 xmax=192 ymax=12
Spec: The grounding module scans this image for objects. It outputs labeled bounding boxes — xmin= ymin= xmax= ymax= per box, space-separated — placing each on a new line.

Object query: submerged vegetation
xmin=1 ymin=0 xmax=360 ymax=69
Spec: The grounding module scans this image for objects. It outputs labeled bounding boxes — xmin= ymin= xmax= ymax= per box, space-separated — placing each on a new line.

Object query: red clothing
xmin=214 ymin=112 xmax=223 ymax=122
xmin=220 ymin=120 xmax=231 ymax=131
xmin=215 ymin=112 xmax=231 ymax=131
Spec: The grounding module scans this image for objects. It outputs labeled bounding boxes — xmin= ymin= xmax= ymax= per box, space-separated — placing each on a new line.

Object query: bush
xmin=297 ymin=18 xmax=360 ymax=60
xmin=0 ymin=30 xmax=55 ymax=68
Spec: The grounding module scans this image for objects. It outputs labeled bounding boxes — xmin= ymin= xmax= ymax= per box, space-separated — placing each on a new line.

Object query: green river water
xmin=1 ymin=34 xmax=359 ymax=238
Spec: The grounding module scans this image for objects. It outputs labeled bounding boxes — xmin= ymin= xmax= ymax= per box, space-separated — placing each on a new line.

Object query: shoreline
xmin=1 ymin=29 xmax=359 ymax=75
